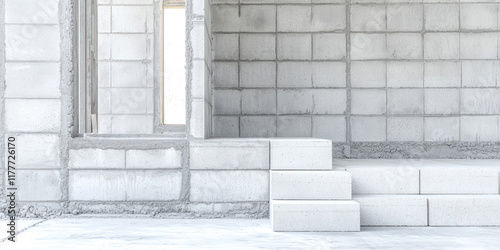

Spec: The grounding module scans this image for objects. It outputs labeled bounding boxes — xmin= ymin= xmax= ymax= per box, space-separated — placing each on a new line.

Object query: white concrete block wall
xmin=98 ymin=1 xmax=155 ymax=134
xmin=211 ymin=0 xmax=500 ymax=147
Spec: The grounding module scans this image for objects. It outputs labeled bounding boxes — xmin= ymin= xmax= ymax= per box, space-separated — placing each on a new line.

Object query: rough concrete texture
xmin=211 ymin=0 xmax=500 ymax=158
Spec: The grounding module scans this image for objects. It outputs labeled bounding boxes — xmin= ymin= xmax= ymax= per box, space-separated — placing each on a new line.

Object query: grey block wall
xmin=211 ymin=0 xmax=500 ymax=156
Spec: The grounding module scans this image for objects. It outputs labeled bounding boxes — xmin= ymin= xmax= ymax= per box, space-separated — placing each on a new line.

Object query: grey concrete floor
xmin=1 ymin=218 xmax=500 ymax=249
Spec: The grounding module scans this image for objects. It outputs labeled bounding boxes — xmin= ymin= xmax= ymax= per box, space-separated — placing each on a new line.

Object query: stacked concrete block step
xmin=270 ymin=139 xmax=360 ymax=232
xmin=334 ymin=160 xmax=500 ymax=227
xmin=189 ymin=138 xmax=360 ymax=231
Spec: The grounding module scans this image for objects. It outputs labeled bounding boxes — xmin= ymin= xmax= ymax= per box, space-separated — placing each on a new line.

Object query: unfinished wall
xmin=97 ymin=0 xmax=155 ymax=134
xmin=211 ymin=0 xmax=500 ymax=158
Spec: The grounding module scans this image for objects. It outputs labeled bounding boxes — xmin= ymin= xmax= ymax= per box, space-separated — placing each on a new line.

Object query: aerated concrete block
xmin=428 ymin=196 xmax=500 ymax=226
xmin=126 ymin=170 xmax=182 ymax=201
xmin=17 ymin=170 xmax=61 ymax=201
xmin=5 ymin=99 xmax=61 ymax=133
xmin=5 ymin=62 xmax=61 ymax=98
xmin=15 ymin=134 xmax=60 ymax=168
xmin=354 ymin=195 xmax=428 ymax=226
xmin=190 ymin=140 xmax=269 ymax=170
xmin=271 ymin=171 xmax=352 ymax=200
xmin=271 ymin=200 xmax=360 ymax=232
xmin=69 ymin=149 xmax=125 ymax=169
xmin=190 ymin=170 xmax=269 ymax=202
xmin=341 ymin=160 xmax=420 ymax=194
xmin=420 ymin=167 xmax=499 ymax=194
xmin=126 ymin=149 xmax=182 ymax=169
xmin=270 ymin=139 xmax=332 ymax=170
xmin=69 ymin=170 xmax=126 ymax=201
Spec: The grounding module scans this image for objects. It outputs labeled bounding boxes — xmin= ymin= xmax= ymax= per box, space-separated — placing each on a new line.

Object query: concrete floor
xmin=1 ymin=218 xmax=500 ymax=249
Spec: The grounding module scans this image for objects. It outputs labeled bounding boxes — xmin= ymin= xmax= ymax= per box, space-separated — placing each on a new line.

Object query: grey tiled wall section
xmin=211 ymin=0 xmax=500 ymax=143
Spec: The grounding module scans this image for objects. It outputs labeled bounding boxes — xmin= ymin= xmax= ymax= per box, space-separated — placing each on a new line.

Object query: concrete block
xmin=424 ymin=61 xmax=461 ymax=87
xmin=240 ymin=34 xmax=276 ymax=60
xmin=240 ymin=62 xmax=276 ymax=88
xmin=428 ymin=196 xmax=500 ymax=226
xmin=126 ymin=170 xmax=182 ymax=201
xmin=6 ymin=25 xmax=60 ymax=61
xmin=213 ymin=34 xmax=238 ymax=60
xmin=351 ymin=116 xmax=386 ymax=142
xmin=240 ymin=116 xmax=277 ymax=137
xmin=190 ymin=140 xmax=269 ymax=170
xmin=311 ymin=89 xmax=347 ymax=115
xmin=420 ymin=167 xmax=499 ymax=194
xmin=214 ymin=62 xmax=238 ymax=88
xmin=111 ymin=88 xmax=149 ymax=114
xmin=460 ymin=33 xmax=497 ymax=59
xmin=277 ymin=116 xmax=312 ymax=137
xmin=278 ymin=5 xmax=345 ymax=32
xmin=98 ymin=115 xmax=112 ymax=134
xmin=462 ymin=61 xmax=499 ymax=87
xmin=111 ymin=62 xmax=149 ymax=87
xmin=460 ymin=116 xmax=499 ymax=142
xmin=190 ymin=171 xmax=269 ymax=202
xmin=424 ymin=89 xmax=459 ymax=114
xmin=387 ymin=33 xmax=422 ymax=59
xmin=387 ymin=61 xmax=423 ymax=88
xmin=387 ymin=117 xmax=424 ymax=142
xmin=16 ymin=134 xmax=60 ymax=168
xmin=126 ymin=149 xmax=182 ymax=169
xmin=5 ymin=0 xmax=59 ymax=24
xmin=312 ymin=62 xmax=346 ymax=88
xmin=213 ymin=89 xmax=240 ymax=115
xmin=424 ymin=4 xmax=459 ymax=31
xmin=190 ymin=22 xmax=204 ymax=59
xmin=98 ymin=6 xmax=111 ymax=33
xmin=5 ymin=62 xmax=60 ymax=98
xmin=311 ymin=5 xmax=346 ymax=31
xmin=350 ymin=5 xmax=385 ymax=31
xmin=212 ymin=116 xmax=239 ymax=138
xmin=111 ymin=115 xmax=154 ymax=134
xmin=271 ymin=200 xmax=360 ymax=232
xmin=387 ymin=89 xmax=424 ymax=115
xmin=424 ymin=33 xmax=459 ymax=59
xmin=351 ymin=61 xmax=386 ymax=88
xmin=240 ymin=5 xmax=276 ymax=32
xmin=460 ymin=88 xmax=500 ymax=114
xmin=241 ymin=89 xmax=276 ymax=115
xmin=342 ymin=160 xmax=420 ymax=194
xmin=69 ymin=170 xmax=126 ymax=201
xmin=69 ymin=149 xmax=125 ymax=169
xmin=387 ymin=5 xmax=423 ymax=31
xmin=270 ymin=138 xmax=332 ymax=170
xmin=424 ymin=117 xmax=460 ymax=142
xmin=213 ymin=5 xmax=276 ymax=32
xmin=277 ymin=62 xmax=312 ymax=88
xmin=351 ymin=89 xmax=386 ymax=115
xmin=98 ymin=34 xmax=111 ymax=60
xmin=271 ymin=171 xmax=352 ymax=200
xmin=460 ymin=4 xmax=497 ymax=30
xmin=189 ymin=100 xmax=206 ymax=138
xmin=354 ymin=195 xmax=428 ymax=226
xmin=17 ymin=170 xmax=61 ymax=201
xmin=351 ymin=34 xmax=387 ymax=60
xmin=277 ymin=89 xmax=313 ymax=115
xmin=98 ymin=62 xmax=111 ymax=87
xmin=5 ymin=99 xmax=61 ymax=133
xmin=313 ymin=33 xmax=346 ymax=60
xmin=312 ymin=116 xmax=346 ymax=142
xmin=111 ymin=34 xmax=150 ymax=60
xmin=277 ymin=5 xmax=311 ymax=32
xmin=277 ymin=34 xmax=312 ymax=60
